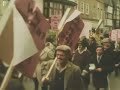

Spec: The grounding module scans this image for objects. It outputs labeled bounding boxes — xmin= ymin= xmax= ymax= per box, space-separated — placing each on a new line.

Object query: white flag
xmin=0 ymin=4 xmax=38 ymax=66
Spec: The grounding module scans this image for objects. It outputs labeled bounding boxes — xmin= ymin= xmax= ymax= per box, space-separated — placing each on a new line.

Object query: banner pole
xmin=42 ymin=57 xmax=57 ymax=82
xmin=0 ymin=63 xmax=15 ymax=90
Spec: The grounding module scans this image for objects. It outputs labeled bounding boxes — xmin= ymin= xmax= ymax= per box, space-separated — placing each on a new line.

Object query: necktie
xmin=97 ymin=56 xmax=101 ymax=63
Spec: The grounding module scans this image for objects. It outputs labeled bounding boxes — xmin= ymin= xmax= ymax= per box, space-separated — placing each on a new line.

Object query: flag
xmin=57 ymin=10 xmax=84 ymax=51
xmin=0 ymin=0 xmax=50 ymax=77
xmin=58 ymin=8 xmax=71 ymax=30
xmin=0 ymin=5 xmax=13 ymax=64
xmin=80 ymin=20 xmax=92 ymax=38
xmin=15 ymin=0 xmax=50 ymax=77
xmin=15 ymin=0 xmax=50 ymax=51
xmin=0 ymin=2 xmax=38 ymax=73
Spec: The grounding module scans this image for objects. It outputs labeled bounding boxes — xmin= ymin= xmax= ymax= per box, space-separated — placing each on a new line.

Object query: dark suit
xmin=90 ymin=54 xmax=113 ymax=89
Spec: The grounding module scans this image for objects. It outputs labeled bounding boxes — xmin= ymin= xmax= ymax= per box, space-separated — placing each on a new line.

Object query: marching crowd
xmin=0 ymin=35 xmax=120 ymax=90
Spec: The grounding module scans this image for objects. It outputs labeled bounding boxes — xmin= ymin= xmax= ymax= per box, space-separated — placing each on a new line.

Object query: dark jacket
xmin=37 ymin=60 xmax=85 ymax=90
xmin=72 ymin=49 xmax=91 ymax=88
xmin=72 ymin=49 xmax=91 ymax=71
xmin=90 ymin=54 xmax=113 ymax=88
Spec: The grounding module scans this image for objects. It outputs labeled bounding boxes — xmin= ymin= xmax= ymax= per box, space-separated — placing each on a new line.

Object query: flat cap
xmin=56 ymin=45 xmax=71 ymax=52
xmin=102 ymin=38 xmax=111 ymax=43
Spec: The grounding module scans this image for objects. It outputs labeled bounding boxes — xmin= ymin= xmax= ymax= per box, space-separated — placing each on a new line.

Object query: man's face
xmin=103 ymin=42 xmax=111 ymax=51
xmin=96 ymin=47 xmax=103 ymax=56
xmin=56 ymin=50 xmax=67 ymax=64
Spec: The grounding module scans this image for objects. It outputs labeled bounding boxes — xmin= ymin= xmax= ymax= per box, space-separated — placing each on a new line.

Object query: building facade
xmin=42 ymin=0 xmax=76 ymax=18
xmin=76 ymin=0 xmax=104 ymax=31
xmin=0 ymin=0 xmax=76 ymax=30
xmin=112 ymin=0 xmax=120 ymax=29
xmin=104 ymin=0 xmax=113 ymax=32
xmin=104 ymin=0 xmax=120 ymax=31
xmin=0 ymin=0 xmax=119 ymax=32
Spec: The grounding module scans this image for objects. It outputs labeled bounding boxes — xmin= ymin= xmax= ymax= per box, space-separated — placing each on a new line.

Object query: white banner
xmin=80 ymin=20 xmax=92 ymax=38
xmin=111 ymin=29 xmax=120 ymax=41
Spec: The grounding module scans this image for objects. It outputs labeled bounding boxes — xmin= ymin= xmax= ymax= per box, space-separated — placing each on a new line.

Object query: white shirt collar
xmin=78 ymin=47 xmax=87 ymax=54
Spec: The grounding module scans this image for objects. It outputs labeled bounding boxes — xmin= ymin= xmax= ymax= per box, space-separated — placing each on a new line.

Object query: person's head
xmin=92 ymin=28 xmax=95 ymax=33
xmin=102 ymin=38 xmax=111 ymax=51
xmin=6 ymin=79 xmax=25 ymax=90
xmin=78 ymin=36 xmax=89 ymax=49
xmin=96 ymin=46 xmax=104 ymax=56
xmin=55 ymin=45 xmax=71 ymax=65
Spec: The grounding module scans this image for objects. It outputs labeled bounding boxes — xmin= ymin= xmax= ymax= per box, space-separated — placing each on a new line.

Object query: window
xmin=44 ymin=8 xmax=48 ymax=16
xmin=78 ymin=1 xmax=80 ymax=10
xmin=100 ymin=9 xmax=103 ymax=19
xmin=0 ymin=0 xmax=9 ymax=15
xmin=117 ymin=8 xmax=119 ymax=19
xmin=107 ymin=6 xmax=113 ymax=13
xmin=97 ymin=8 xmax=100 ymax=19
xmin=106 ymin=13 xmax=112 ymax=19
xmin=43 ymin=0 xmax=75 ymax=18
xmin=85 ymin=3 xmax=89 ymax=15
xmin=44 ymin=1 xmax=49 ymax=17
xmin=49 ymin=2 xmax=63 ymax=17
xmin=2 ymin=0 xmax=9 ymax=6
xmin=92 ymin=4 xmax=97 ymax=19
xmin=45 ymin=2 xmax=48 ymax=7
xmin=97 ymin=2 xmax=99 ymax=9
xmin=80 ymin=1 xmax=84 ymax=13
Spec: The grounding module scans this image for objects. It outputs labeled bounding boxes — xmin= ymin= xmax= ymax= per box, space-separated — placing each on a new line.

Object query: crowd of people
xmin=36 ymin=35 xmax=120 ymax=90
xmin=0 ymin=35 xmax=120 ymax=90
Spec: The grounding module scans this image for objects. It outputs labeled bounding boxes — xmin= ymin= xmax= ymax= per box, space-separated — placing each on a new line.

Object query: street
xmin=109 ymin=72 xmax=120 ymax=90
xmin=23 ymin=72 xmax=120 ymax=90
xmin=89 ymin=72 xmax=120 ymax=90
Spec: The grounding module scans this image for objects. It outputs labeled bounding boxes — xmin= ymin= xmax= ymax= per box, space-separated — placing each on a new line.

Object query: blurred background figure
xmin=6 ymin=79 xmax=25 ymax=90
xmin=72 ymin=36 xmax=91 ymax=90
xmin=33 ymin=35 xmax=56 ymax=90
xmin=0 ymin=60 xmax=20 ymax=85
xmin=88 ymin=37 xmax=98 ymax=56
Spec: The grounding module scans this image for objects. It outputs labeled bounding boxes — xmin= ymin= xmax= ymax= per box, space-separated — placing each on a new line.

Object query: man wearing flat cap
xmin=102 ymin=38 xmax=120 ymax=76
xmin=101 ymin=38 xmax=116 ymax=73
xmin=36 ymin=45 xmax=85 ymax=90
xmin=101 ymin=38 xmax=112 ymax=51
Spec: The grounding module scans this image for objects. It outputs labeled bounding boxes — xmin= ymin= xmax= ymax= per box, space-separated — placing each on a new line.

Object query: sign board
xmin=80 ymin=20 xmax=92 ymax=38
xmin=111 ymin=29 xmax=120 ymax=41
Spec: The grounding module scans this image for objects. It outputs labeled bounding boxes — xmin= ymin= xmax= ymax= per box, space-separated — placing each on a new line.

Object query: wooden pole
xmin=46 ymin=57 xmax=57 ymax=78
xmin=95 ymin=19 xmax=103 ymax=31
xmin=0 ymin=63 xmax=14 ymax=90
xmin=42 ymin=57 xmax=57 ymax=82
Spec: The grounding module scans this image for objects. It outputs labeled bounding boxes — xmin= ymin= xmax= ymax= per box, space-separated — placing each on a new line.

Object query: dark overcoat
xmin=90 ymin=54 xmax=113 ymax=88
xmin=72 ymin=49 xmax=91 ymax=87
